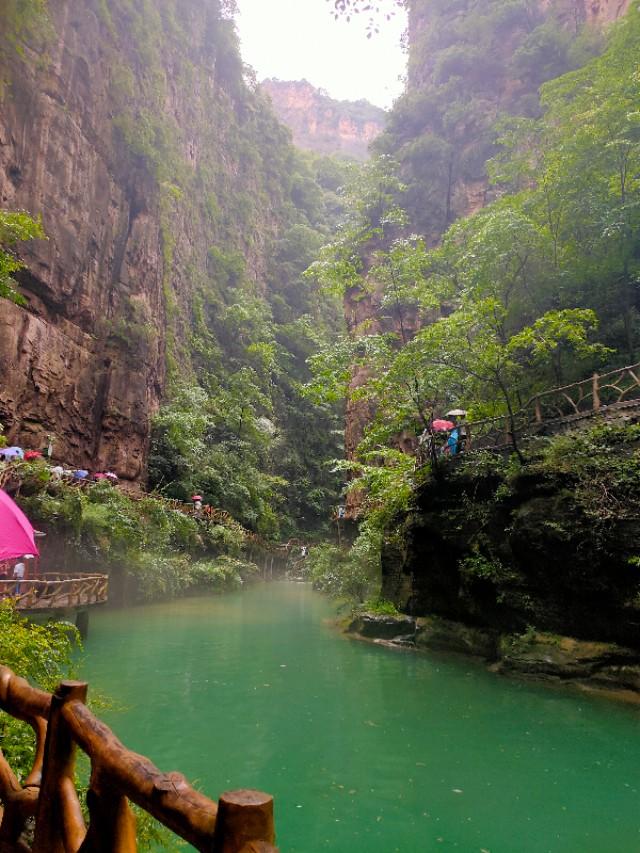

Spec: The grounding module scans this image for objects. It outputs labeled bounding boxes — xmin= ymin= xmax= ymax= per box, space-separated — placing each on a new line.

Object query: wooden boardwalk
xmin=0 ymin=573 xmax=108 ymax=612
xmin=464 ymin=362 xmax=640 ymax=453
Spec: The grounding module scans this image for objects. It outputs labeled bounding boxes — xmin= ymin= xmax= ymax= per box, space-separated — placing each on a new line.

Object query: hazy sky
xmin=234 ymin=0 xmax=407 ymax=109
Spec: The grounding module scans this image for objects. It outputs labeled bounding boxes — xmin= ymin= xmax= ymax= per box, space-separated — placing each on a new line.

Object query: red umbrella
xmin=431 ymin=419 xmax=455 ymax=431
xmin=0 ymin=490 xmax=40 ymax=560
xmin=191 ymin=495 xmax=203 ymax=502
xmin=24 ymin=450 xmax=43 ymax=460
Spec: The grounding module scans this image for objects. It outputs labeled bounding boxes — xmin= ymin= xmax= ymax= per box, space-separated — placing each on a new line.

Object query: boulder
xmin=495 ymin=632 xmax=640 ymax=683
xmin=416 ymin=616 xmax=497 ymax=658
xmin=349 ymin=613 xmax=416 ymax=641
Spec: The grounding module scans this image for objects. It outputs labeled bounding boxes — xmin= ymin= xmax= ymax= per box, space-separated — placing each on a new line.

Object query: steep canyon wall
xmin=403 ymin=0 xmax=632 ymax=228
xmin=0 ymin=1 xmax=297 ymax=480
xmin=1 ymin=4 xmax=162 ymax=478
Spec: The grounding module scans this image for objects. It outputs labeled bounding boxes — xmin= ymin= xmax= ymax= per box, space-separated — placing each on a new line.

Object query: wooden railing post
xmin=0 ymin=753 xmax=40 ymax=849
xmin=78 ymin=770 xmax=137 ymax=852
xmin=534 ymin=397 xmax=542 ymax=423
xmin=32 ymin=681 xmax=88 ymax=853
xmin=593 ymin=373 xmax=600 ymax=411
xmin=213 ymin=790 xmax=276 ymax=853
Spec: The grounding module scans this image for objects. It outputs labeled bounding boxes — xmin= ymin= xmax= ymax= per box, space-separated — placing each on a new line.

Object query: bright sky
xmin=234 ymin=0 xmax=407 ymax=109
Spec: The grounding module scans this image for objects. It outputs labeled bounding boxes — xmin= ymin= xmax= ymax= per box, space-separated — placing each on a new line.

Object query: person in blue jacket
xmin=447 ymin=426 xmax=460 ymax=456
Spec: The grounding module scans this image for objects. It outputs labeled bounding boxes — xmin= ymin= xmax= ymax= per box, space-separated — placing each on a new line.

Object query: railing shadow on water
xmin=0 ymin=665 xmax=278 ymax=852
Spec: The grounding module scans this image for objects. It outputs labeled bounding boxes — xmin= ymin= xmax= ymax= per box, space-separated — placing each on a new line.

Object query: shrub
xmin=0 ymin=601 xmax=79 ymax=781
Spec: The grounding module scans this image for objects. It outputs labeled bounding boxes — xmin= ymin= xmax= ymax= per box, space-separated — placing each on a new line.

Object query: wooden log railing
xmin=465 ymin=361 xmax=640 ymax=452
xmin=0 ymin=665 xmax=278 ymax=852
xmin=0 ymin=575 xmax=109 ymax=612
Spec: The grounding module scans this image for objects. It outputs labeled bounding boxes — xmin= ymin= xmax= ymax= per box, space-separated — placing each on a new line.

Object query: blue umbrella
xmin=1 ymin=447 xmax=24 ymax=459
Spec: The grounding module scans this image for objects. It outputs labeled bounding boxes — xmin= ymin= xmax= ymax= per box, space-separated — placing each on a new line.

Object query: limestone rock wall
xmin=261 ymin=79 xmax=385 ymax=161
xmin=382 ymin=463 xmax=640 ymax=649
xmin=407 ymin=0 xmax=631 ymax=89
xmin=0 ymin=3 xmax=168 ymax=477
xmin=0 ymin=1 xmax=287 ymax=480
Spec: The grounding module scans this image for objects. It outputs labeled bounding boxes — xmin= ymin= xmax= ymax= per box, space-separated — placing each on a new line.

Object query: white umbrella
xmin=446 ymin=409 xmax=467 ymax=417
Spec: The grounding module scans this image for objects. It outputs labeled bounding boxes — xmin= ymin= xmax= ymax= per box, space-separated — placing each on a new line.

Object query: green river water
xmin=81 ymin=582 xmax=640 ymax=852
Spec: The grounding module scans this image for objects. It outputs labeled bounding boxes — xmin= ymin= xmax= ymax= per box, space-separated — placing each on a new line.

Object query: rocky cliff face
xmin=404 ymin=0 xmax=632 ymax=224
xmin=381 ymin=431 xmax=640 ymax=649
xmin=0 ymin=5 xmax=162 ymax=478
xmin=0 ymin=1 xmax=295 ymax=480
xmin=540 ymin=0 xmax=631 ymax=25
xmin=407 ymin=0 xmax=631 ymax=88
xmin=261 ymin=79 xmax=385 ymax=161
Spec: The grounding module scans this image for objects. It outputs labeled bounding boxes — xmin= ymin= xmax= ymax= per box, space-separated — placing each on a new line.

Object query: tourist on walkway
xmin=447 ymin=426 xmax=460 ymax=456
xmin=13 ymin=557 xmax=26 ymax=594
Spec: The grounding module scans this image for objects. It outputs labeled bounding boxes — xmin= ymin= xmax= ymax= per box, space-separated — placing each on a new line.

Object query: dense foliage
xmin=305 ymin=3 xmax=639 ymax=601
xmin=375 ymin=0 xmax=607 ymax=236
xmin=82 ymin=0 xmax=350 ymax=538
xmin=147 ymin=151 xmax=348 ymax=537
xmin=8 ymin=459 xmax=259 ymax=601
xmin=394 ymin=423 xmax=640 ymax=641
xmin=0 ymin=602 xmax=78 ymax=781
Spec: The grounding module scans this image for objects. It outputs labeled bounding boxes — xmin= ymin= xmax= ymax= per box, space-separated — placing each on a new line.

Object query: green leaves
xmin=0 ymin=209 xmax=46 ymax=303
xmin=508 ymin=309 xmax=611 ymax=364
xmin=0 ymin=600 xmax=79 ymax=782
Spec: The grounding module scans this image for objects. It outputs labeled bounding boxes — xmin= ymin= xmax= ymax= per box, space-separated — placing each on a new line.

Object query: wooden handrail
xmin=462 ymin=361 xmax=640 ymax=453
xmin=0 ymin=665 xmax=278 ymax=852
xmin=0 ymin=574 xmax=109 ymax=612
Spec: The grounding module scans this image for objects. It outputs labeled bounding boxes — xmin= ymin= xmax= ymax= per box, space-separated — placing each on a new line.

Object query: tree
xmin=0 ymin=210 xmax=45 ymax=303
xmin=403 ymin=301 xmax=606 ymax=459
xmin=328 ymin=0 xmax=405 ymax=34
xmin=492 ymin=3 xmax=640 ymax=360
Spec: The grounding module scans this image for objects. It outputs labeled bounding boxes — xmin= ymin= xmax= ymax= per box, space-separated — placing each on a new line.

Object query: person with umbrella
xmin=192 ymin=495 xmax=203 ymax=518
xmin=446 ymin=409 xmax=468 ymax=453
xmin=431 ymin=419 xmax=455 ymax=456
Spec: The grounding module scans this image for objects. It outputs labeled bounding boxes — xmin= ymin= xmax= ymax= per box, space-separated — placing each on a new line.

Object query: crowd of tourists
xmin=0 ymin=443 xmax=119 ymax=485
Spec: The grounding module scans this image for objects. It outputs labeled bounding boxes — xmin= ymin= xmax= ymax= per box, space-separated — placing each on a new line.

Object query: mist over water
xmin=81 ymin=583 xmax=640 ymax=852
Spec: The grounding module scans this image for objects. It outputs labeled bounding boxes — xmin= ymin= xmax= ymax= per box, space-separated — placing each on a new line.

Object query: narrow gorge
xmin=1 ymin=1 xmax=640 ymax=850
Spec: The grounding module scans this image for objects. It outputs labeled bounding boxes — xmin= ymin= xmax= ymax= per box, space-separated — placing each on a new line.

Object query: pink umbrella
xmin=431 ymin=419 xmax=455 ymax=432
xmin=0 ymin=490 xmax=40 ymax=560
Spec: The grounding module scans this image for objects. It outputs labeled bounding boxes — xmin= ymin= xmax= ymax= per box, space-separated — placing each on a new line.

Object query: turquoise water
xmin=81 ymin=582 xmax=640 ymax=852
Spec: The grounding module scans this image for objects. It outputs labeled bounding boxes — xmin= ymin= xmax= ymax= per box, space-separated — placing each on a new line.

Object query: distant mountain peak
xmin=261 ymin=79 xmax=386 ymax=161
